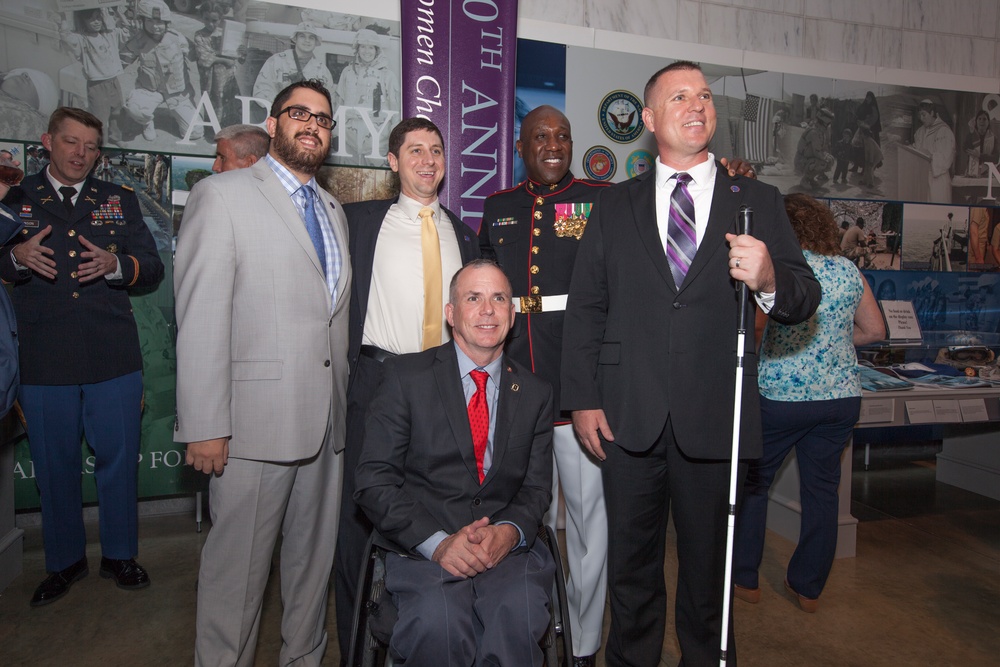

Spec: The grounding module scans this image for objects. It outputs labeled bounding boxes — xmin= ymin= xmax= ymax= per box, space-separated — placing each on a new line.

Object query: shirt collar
xmin=654 ymin=153 xmax=716 ymax=190
xmin=525 ymin=170 xmax=574 ymax=196
xmin=454 ymin=342 xmax=503 ymax=384
xmin=265 ymin=154 xmax=319 ymax=198
xmin=44 ymin=166 xmax=82 ymax=195
xmin=397 ymin=193 xmax=440 ymax=222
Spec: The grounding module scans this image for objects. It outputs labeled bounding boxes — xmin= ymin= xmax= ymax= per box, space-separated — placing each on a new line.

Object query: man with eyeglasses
xmin=175 ymin=79 xmax=351 ymax=666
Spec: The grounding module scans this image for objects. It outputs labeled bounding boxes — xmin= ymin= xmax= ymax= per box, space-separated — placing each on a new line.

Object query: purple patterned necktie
xmin=666 ymin=172 xmax=697 ymax=288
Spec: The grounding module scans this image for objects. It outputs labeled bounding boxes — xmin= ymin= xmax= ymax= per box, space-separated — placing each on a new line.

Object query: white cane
xmin=719 ymin=205 xmax=752 ymax=667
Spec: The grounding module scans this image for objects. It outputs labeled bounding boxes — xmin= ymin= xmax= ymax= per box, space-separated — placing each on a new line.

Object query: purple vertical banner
xmin=400 ymin=0 xmax=518 ymax=233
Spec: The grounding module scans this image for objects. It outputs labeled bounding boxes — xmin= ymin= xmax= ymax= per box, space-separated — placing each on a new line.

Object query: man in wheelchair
xmin=355 ymin=260 xmax=556 ymax=666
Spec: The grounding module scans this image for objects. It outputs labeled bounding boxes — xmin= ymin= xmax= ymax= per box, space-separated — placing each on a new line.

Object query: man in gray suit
xmin=174 ymin=79 xmax=351 ymax=666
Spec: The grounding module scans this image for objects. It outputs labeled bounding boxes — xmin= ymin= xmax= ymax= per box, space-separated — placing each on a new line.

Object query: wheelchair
xmin=346 ymin=525 xmax=573 ymax=666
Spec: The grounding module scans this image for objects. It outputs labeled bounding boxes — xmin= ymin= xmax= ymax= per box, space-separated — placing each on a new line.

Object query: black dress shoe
xmin=99 ymin=557 xmax=150 ymax=590
xmin=30 ymin=557 xmax=89 ymax=607
xmin=573 ymin=655 xmax=596 ymax=667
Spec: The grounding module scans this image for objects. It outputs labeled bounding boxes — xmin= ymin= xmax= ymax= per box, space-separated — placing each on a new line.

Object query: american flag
xmin=742 ymin=94 xmax=774 ymax=163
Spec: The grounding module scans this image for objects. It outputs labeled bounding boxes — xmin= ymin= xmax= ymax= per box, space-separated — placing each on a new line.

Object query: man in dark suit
xmin=0 ymin=107 xmax=164 ymax=606
xmin=356 ymin=259 xmax=554 ymax=666
xmin=562 ymin=61 xmax=820 ymax=666
xmin=334 ymin=117 xmax=479 ymax=654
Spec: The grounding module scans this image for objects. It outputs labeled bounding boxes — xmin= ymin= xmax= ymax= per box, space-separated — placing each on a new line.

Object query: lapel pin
xmin=511 ymin=383 xmax=519 ymax=392
xmin=40 ymin=196 xmax=54 ymax=204
xmin=85 ymin=196 xmax=97 ymax=205
xmin=731 ymin=185 xmax=740 ymax=193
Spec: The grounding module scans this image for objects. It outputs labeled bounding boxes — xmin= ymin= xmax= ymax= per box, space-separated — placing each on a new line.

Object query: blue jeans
xmin=734 ymin=395 xmax=861 ymax=599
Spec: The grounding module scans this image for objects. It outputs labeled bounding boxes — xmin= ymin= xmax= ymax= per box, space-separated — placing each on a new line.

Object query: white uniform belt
xmin=515 ymin=294 xmax=568 ymax=313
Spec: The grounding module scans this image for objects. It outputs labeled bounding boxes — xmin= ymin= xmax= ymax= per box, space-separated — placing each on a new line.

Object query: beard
xmin=271 ymin=126 xmax=328 ymax=176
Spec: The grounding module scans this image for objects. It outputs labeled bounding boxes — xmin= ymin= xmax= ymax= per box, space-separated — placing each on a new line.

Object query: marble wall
xmin=300 ymin=1 xmax=1000 ymax=90
xmin=514 ymin=0 xmax=1000 ymax=88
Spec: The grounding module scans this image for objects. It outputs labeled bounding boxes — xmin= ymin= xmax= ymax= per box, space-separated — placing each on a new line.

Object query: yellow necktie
xmin=419 ymin=206 xmax=442 ymax=350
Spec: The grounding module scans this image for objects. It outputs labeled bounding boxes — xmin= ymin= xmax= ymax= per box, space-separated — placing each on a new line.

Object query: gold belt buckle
xmin=520 ymin=296 xmax=542 ymax=313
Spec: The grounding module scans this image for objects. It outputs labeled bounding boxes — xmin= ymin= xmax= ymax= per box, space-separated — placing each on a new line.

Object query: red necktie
xmin=468 ymin=370 xmax=489 ymax=483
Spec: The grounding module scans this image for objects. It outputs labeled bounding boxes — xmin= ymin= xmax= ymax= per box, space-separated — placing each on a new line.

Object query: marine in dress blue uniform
xmin=0 ymin=108 xmax=163 ymax=606
xmin=478 ymin=104 xmax=610 ymax=665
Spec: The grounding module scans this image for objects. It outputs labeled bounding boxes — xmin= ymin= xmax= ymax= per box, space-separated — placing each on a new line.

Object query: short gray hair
xmin=448 ymin=259 xmax=511 ymax=304
xmin=215 ymin=124 xmax=270 ymax=160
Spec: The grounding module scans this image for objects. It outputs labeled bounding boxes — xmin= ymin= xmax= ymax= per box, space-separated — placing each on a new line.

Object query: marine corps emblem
xmin=582 ymin=146 xmax=616 ymax=182
xmin=553 ymin=202 xmax=592 ymax=239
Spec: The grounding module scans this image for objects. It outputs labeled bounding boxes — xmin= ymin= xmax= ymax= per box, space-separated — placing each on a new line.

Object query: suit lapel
xmin=355 ymin=198 xmax=395 ymax=320
xmin=481 ymin=359 xmax=520 ymax=488
xmin=433 ymin=345 xmax=481 ymax=482
xmin=73 ymin=180 xmax=108 ymax=225
xmin=251 ymin=161 xmax=326 ymax=281
xmin=629 ymin=173 xmax=676 ymax=291
xmin=682 ymin=168 xmax=744 ymax=287
xmin=24 ymin=174 xmax=74 ymax=223
xmin=442 ymin=207 xmax=477 ymax=263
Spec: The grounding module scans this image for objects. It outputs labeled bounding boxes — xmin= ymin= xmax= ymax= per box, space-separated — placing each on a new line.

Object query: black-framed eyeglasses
xmin=277 ymin=106 xmax=336 ymax=130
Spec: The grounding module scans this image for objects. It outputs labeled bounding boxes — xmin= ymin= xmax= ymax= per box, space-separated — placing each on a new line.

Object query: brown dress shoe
xmin=784 ymin=579 xmax=819 ymax=613
xmin=734 ymin=584 xmax=761 ymax=604
xmin=99 ymin=557 xmax=151 ymax=590
xmin=30 ymin=557 xmax=89 ymax=607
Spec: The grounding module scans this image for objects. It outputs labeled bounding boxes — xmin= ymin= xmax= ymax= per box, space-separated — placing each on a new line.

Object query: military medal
xmin=553 ymin=202 xmax=592 ymax=239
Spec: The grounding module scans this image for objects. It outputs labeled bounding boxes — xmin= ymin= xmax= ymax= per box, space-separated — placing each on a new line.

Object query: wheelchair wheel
xmin=346 ymin=535 xmax=393 ymax=667
xmin=539 ymin=525 xmax=574 ymax=667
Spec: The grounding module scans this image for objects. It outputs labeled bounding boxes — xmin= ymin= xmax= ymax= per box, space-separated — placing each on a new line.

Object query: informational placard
xmin=905 ymin=400 xmax=936 ymax=423
xmin=959 ymin=398 xmax=990 ymax=422
xmin=858 ymin=397 xmax=896 ymax=423
xmin=879 ymin=300 xmax=922 ymax=345
xmin=933 ymin=400 xmax=962 ymax=422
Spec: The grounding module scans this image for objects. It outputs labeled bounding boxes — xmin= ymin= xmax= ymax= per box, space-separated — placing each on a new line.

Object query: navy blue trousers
xmin=20 ymin=371 xmax=143 ymax=571
xmin=734 ymin=395 xmax=861 ymax=599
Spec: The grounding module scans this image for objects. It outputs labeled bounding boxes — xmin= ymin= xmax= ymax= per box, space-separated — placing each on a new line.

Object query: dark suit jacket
xmin=0 ymin=172 xmax=164 ymax=385
xmin=343 ymin=197 xmax=479 ymax=383
xmin=354 ymin=343 xmax=553 ymax=557
xmin=561 ymin=164 xmax=820 ymax=460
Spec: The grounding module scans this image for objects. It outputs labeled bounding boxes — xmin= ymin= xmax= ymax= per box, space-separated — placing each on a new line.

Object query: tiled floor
xmin=1 ymin=442 xmax=997 ymax=666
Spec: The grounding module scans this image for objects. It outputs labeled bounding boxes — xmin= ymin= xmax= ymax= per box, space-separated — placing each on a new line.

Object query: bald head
xmin=517 ymin=105 xmax=573 ymax=185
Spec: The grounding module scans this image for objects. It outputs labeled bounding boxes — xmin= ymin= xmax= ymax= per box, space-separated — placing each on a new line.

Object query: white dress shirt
xmin=362 ymin=194 xmax=463 ymax=355
xmin=653 ymin=154 xmax=774 ymax=310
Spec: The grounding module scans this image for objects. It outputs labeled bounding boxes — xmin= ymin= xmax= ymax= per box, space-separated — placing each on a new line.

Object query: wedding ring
xmin=735 ymin=257 xmax=741 ymax=268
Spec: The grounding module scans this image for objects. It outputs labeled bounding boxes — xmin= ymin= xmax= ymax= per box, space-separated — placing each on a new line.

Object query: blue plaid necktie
xmin=666 ymin=172 xmax=697 ymax=288
xmin=299 ymin=185 xmax=327 ymax=275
